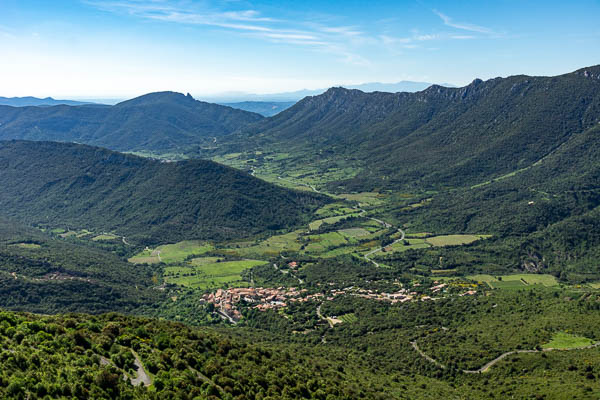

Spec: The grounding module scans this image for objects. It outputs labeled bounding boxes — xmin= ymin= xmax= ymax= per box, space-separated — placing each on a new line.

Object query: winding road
xmin=277 ymin=176 xmax=321 ymax=193
xmin=130 ymin=350 xmax=152 ymax=386
xmin=358 ymin=207 xmax=405 ymax=267
xmin=412 ymin=339 xmax=600 ymax=373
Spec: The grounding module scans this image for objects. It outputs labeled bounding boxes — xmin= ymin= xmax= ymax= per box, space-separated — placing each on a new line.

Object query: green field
xmin=164 ymin=259 xmax=266 ymax=289
xmin=425 ymin=234 xmax=491 ymax=247
xmin=129 ymin=241 xmax=214 ymax=264
xmin=10 ymin=243 xmax=41 ymax=249
xmin=467 ymin=274 xmax=559 ymax=289
xmin=378 ymin=238 xmax=432 ymax=254
xmin=303 ymin=232 xmax=349 ymax=253
xmin=588 ymin=282 xmax=600 ymax=289
xmin=404 ymin=232 xmax=432 ymax=238
xmin=309 ymin=214 xmax=358 ymax=231
xmin=338 ymin=313 xmax=358 ymax=324
xmin=337 ymin=192 xmax=386 ymax=206
xmin=59 ymin=231 xmax=78 ymax=238
xmin=92 ymin=233 xmax=119 ymax=241
xmin=224 ymin=230 xmax=303 ymax=258
xmin=338 ymin=228 xmax=370 ymax=238
xmin=543 ymin=332 xmax=595 ymax=349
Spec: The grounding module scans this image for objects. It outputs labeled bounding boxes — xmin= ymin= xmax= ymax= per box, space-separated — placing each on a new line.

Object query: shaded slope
xmin=225 ymin=65 xmax=600 ymax=191
xmin=0 ymin=91 xmax=263 ymax=152
xmin=0 ymin=217 xmax=161 ymax=313
xmin=0 ymin=141 xmax=329 ymax=244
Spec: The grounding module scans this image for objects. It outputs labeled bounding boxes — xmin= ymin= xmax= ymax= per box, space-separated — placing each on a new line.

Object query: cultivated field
xmin=425 ymin=234 xmax=491 ymax=247
xmin=164 ymin=259 xmax=266 ymax=289
xmin=543 ymin=332 xmax=594 ymax=349
xmin=129 ymin=241 xmax=214 ymax=264
xmin=467 ymin=274 xmax=559 ymax=289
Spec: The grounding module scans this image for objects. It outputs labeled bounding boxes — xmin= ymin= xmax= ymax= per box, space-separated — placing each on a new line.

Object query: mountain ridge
xmin=217 ymin=65 xmax=600 ymax=192
xmin=0 ymin=92 xmax=264 ymax=153
xmin=0 ymin=96 xmax=97 ymax=107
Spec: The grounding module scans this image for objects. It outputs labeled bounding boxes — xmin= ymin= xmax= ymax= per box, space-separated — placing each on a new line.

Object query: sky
xmin=0 ymin=0 xmax=599 ymax=99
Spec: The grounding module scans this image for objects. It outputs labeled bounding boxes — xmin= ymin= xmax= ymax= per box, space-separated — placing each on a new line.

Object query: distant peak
xmin=115 ymin=91 xmax=196 ymax=107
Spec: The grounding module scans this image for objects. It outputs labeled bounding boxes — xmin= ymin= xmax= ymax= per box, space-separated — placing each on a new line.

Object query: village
xmin=201 ymin=280 xmax=475 ymax=323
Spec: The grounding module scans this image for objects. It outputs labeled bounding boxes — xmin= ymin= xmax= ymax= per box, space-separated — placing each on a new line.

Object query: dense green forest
xmin=0 ymin=92 xmax=263 ymax=153
xmin=0 ymin=286 xmax=599 ymax=399
xmin=0 ymin=141 xmax=329 ymax=245
xmin=0 ymin=217 xmax=162 ymax=314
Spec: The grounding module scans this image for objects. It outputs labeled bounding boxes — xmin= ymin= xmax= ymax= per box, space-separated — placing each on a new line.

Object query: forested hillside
xmin=0 ymin=218 xmax=161 ymax=314
xmin=214 ymin=65 xmax=600 ymax=192
xmin=0 ymin=92 xmax=263 ymax=153
xmin=0 ymin=141 xmax=328 ymax=244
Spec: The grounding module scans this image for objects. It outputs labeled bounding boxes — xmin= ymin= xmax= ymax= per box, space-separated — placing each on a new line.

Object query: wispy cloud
xmin=86 ymin=0 xmax=274 ymax=32
xmin=0 ymin=24 xmax=16 ymax=39
xmin=433 ymin=10 xmax=493 ymax=34
xmin=85 ymin=0 xmax=373 ymax=65
xmin=84 ymin=1 xmax=499 ymax=67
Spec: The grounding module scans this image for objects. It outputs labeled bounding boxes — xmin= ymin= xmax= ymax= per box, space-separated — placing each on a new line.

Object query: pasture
xmin=337 ymin=192 xmax=386 ymax=206
xmin=164 ymin=259 xmax=266 ymax=289
xmin=10 ymin=243 xmax=41 ymax=249
xmin=467 ymin=274 xmax=559 ymax=289
xmin=425 ymin=234 xmax=491 ymax=247
xmin=92 ymin=233 xmax=119 ymax=241
xmin=543 ymin=332 xmax=594 ymax=349
xmin=129 ymin=241 xmax=214 ymax=264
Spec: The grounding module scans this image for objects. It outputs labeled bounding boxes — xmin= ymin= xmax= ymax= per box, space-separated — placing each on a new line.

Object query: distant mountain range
xmin=0 ymin=92 xmax=263 ymax=153
xmin=219 ymin=101 xmax=296 ymax=117
xmin=201 ymin=80 xmax=452 ymax=102
xmin=0 ymin=96 xmax=97 ymax=107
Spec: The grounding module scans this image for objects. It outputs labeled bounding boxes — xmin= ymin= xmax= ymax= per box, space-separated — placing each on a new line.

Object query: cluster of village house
xmin=201 ymin=280 xmax=476 ymax=322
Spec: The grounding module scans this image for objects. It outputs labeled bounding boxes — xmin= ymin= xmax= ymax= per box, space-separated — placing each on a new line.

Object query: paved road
xmin=216 ymin=309 xmax=238 ymax=325
xmin=274 ymin=262 xmax=303 ymax=284
xmin=411 ymin=341 xmax=446 ymax=369
xmin=412 ymin=339 xmax=600 ymax=373
xmin=277 ymin=176 xmax=320 ymax=193
xmin=190 ymin=366 xmax=226 ymax=396
xmin=130 ymin=350 xmax=152 ymax=386
xmin=363 ymin=226 xmax=405 ymax=268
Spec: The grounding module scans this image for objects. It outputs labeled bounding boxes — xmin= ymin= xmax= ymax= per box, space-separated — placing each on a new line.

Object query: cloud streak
xmin=84 ymin=1 xmax=501 ymax=66
xmin=433 ymin=10 xmax=493 ymax=34
xmin=86 ymin=0 xmax=375 ymax=65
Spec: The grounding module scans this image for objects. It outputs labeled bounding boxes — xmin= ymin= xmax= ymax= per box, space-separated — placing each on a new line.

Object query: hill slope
xmin=0 ymin=217 xmax=161 ymax=314
xmin=219 ymin=65 xmax=600 ymax=191
xmin=0 ymin=92 xmax=263 ymax=153
xmin=0 ymin=141 xmax=328 ymax=244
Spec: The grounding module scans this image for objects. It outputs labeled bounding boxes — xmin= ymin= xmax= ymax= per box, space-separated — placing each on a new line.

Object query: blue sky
xmin=1 ymin=0 xmax=599 ymax=98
